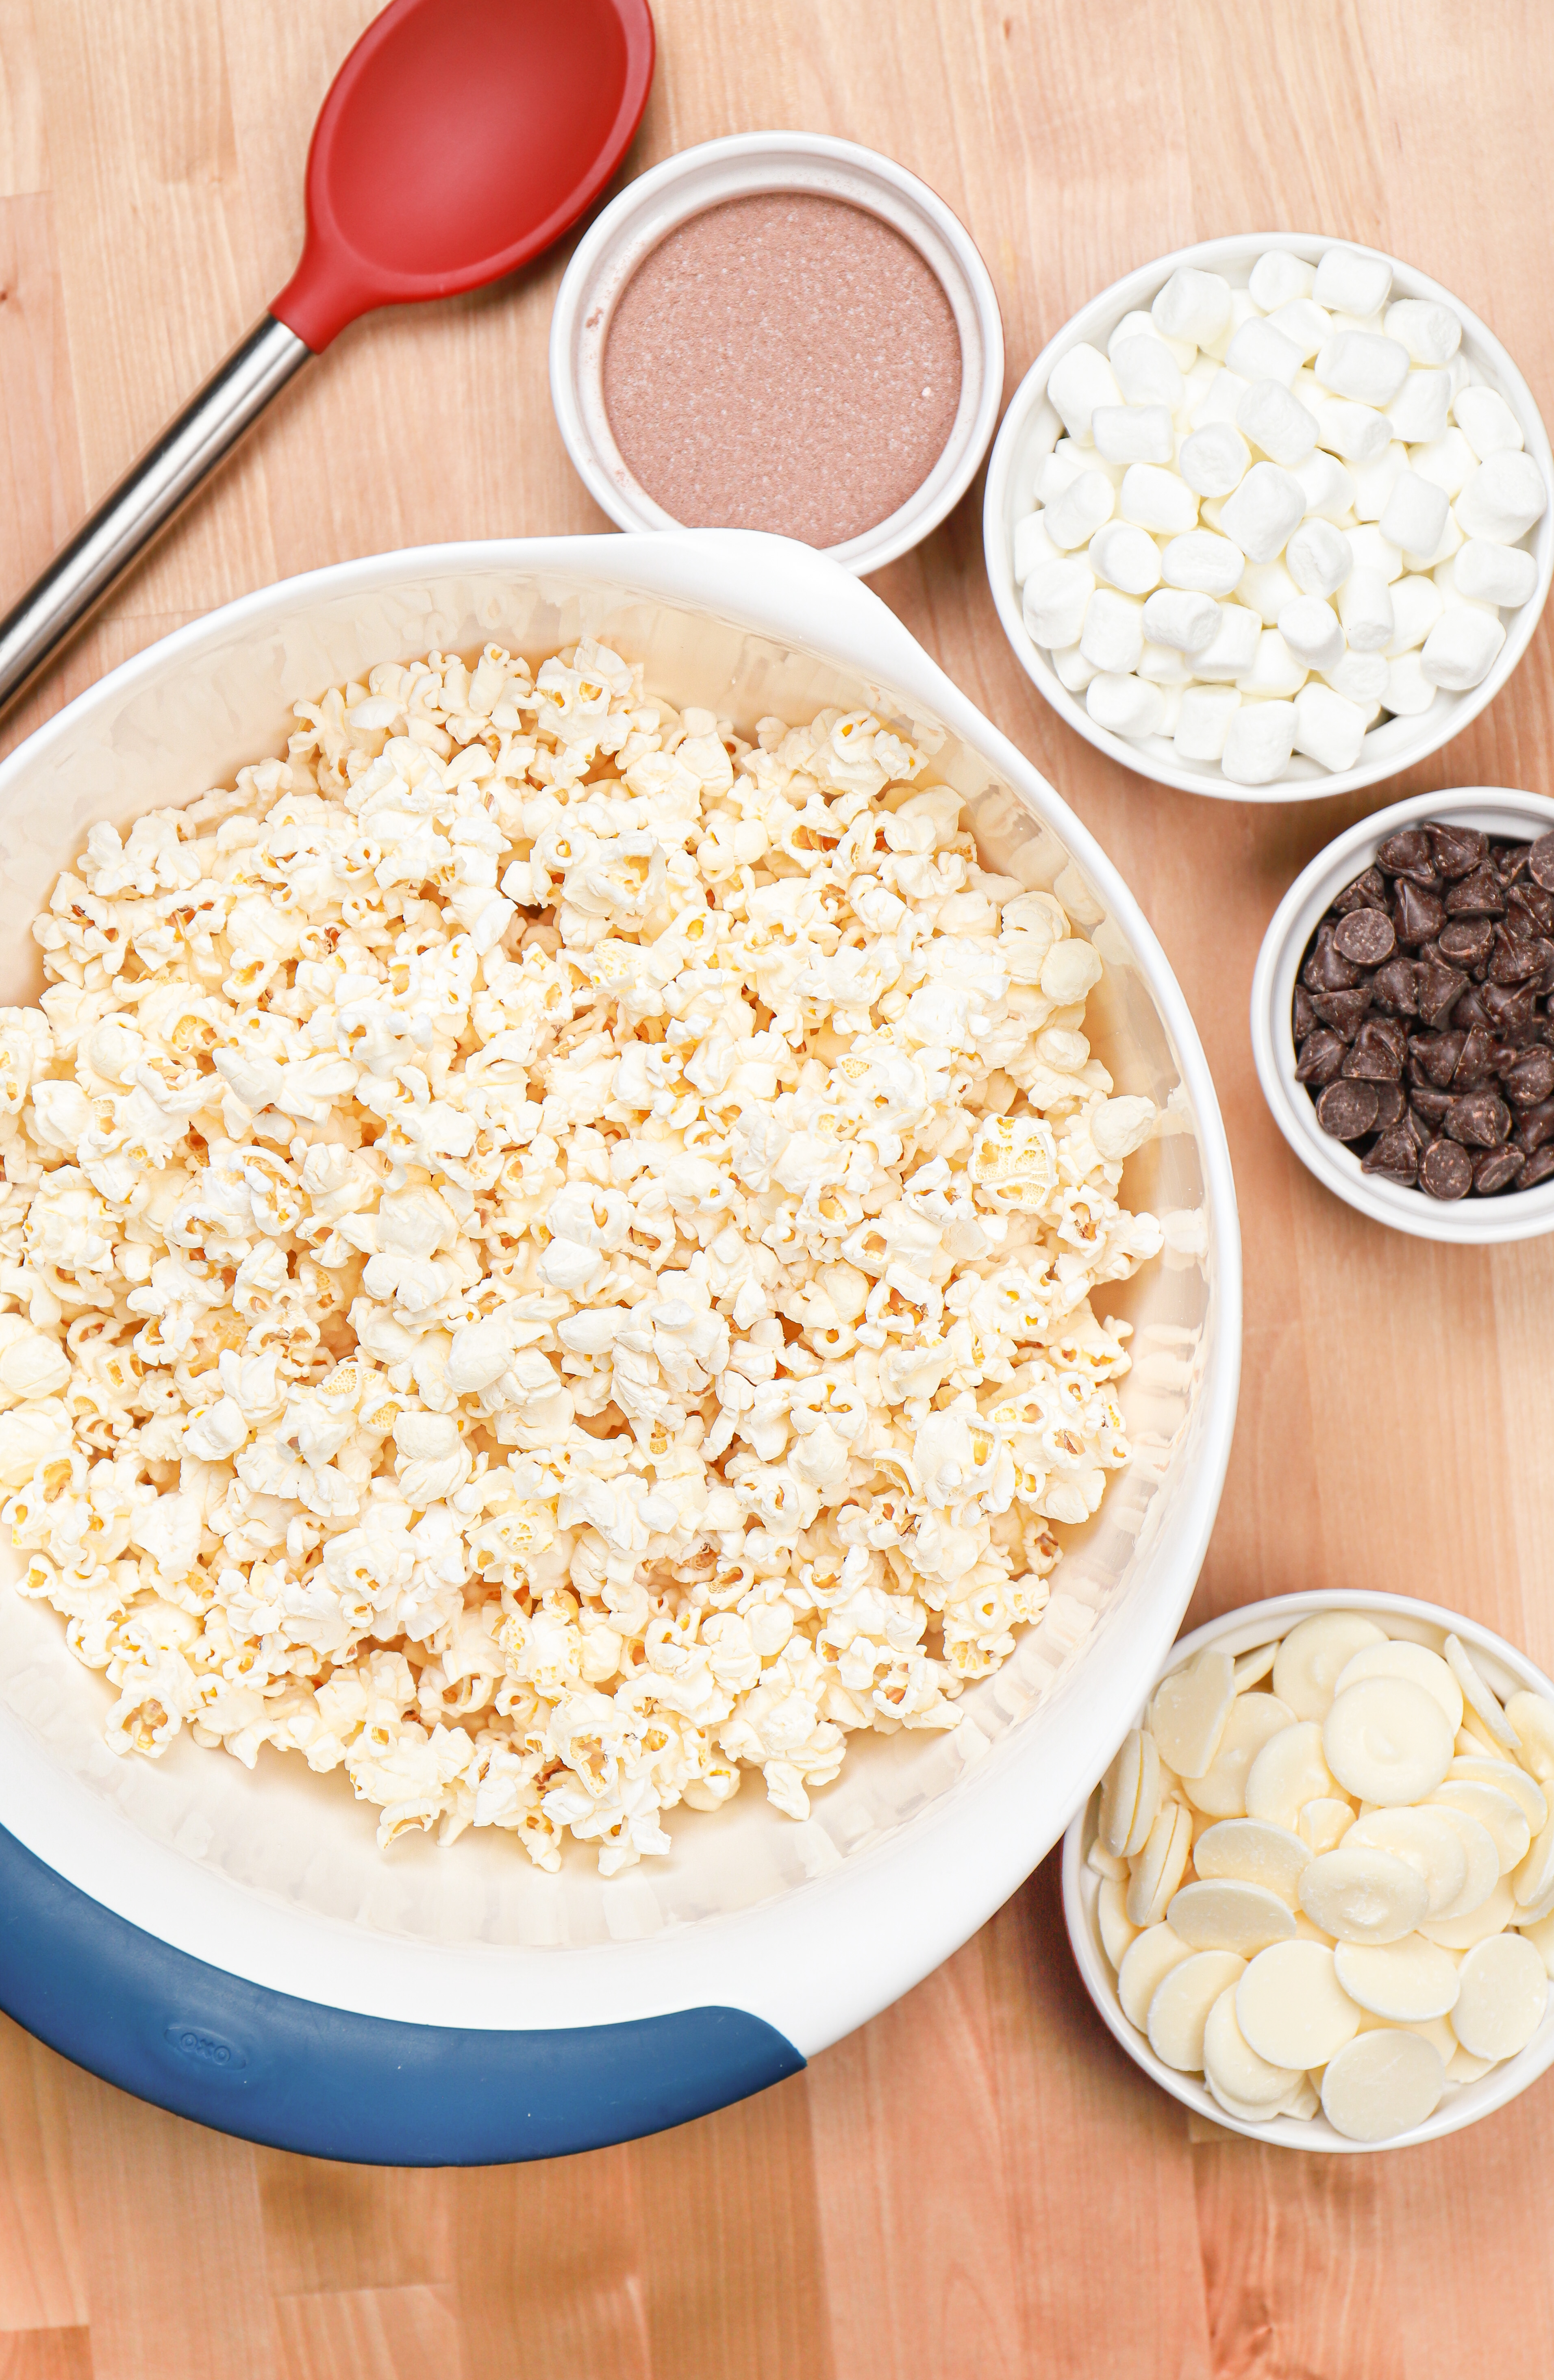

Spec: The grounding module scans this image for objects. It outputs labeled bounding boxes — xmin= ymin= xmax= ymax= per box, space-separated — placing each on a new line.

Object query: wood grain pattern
xmin=4 ymin=1 xmax=1554 ymax=2373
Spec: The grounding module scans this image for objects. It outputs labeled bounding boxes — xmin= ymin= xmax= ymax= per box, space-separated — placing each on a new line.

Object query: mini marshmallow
xmin=1178 ymin=421 xmax=1251 ymax=497
xmin=1411 ymin=429 xmax=1478 ymax=498
xmin=1080 ymin=588 xmax=1146 ymax=674
xmin=1162 ymin=530 xmax=1247 ymax=596
xmin=1248 ymin=251 xmax=1315 ymax=308
xmin=1278 ymin=594 xmax=1346 ymax=669
xmin=1139 ymin=639 xmax=1195 ymax=684
xmin=1285 ymin=517 xmax=1353 ymax=597
xmin=1193 ymin=368 xmax=1252 ymax=429
xmin=1055 ymin=433 xmax=1123 ymax=485
xmin=1384 ymin=299 xmax=1462 ymax=367
xmin=1338 ymin=568 xmax=1396 ymax=651
xmin=1045 ymin=470 xmax=1117 ymax=549
xmin=1238 ymin=380 xmax=1319 ymax=467
xmin=1088 ymin=519 xmax=1163 ymax=595
xmin=1179 ymin=355 xmax=1221 ymax=416
xmin=1193 ymin=602 xmax=1263 ymax=680
xmin=1378 ymin=470 xmax=1450 ymax=560
xmin=1199 ymin=289 xmax=1258 ymax=365
xmin=1087 ymin=671 xmax=1167 ymax=740
xmin=1155 ymin=684 xmax=1185 ymax=738
xmin=1023 ymin=559 xmax=1095 ymax=648
xmin=1419 ymin=607 xmax=1507 ymax=691
xmin=1051 ymin=642 xmax=1099 ymax=693
xmin=1219 ymin=462 xmax=1306 ymax=563
xmin=1265 ymin=298 xmax=1332 ymax=361
xmin=1384 ymin=649 xmax=1439 ymax=716
xmin=1111 ymin=336 xmax=1185 ymax=411
xmin=1173 ymin=684 xmax=1242 ymax=761
xmin=1093 ymin=404 xmax=1175 ymax=466
xmin=1322 ymin=648 xmax=1389 ymax=705
xmin=1035 ymin=448 xmax=1086 ymax=506
xmin=1433 ymin=556 xmax=1494 ymax=612
xmin=1293 ymin=682 xmax=1370 ymax=773
xmin=1294 ymin=449 xmax=1358 ymax=521
xmin=1383 ymin=573 xmax=1445 ymax=656
xmin=1454 ymin=450 xmax=1549 ymax=543
xmin=1153 ymin=268 xmax=1232 ymax=350
xmin=1347 ymin=523 xmax=1404 ymax=582
xmin=1352 ymin=442 xmax=1408 ymax=523
xmin=1048 ymin=343 xmax=1123 ymax=443
xmin=1315 ymin=332 xmax=1411 ymax=408
xmin=1384 ymin=370 xmax=1452 ymax=446
xmin=1120 ymin=463 xmax=1199 ymax=536
xmin=1112 ymin=306 xmax=1196 ymax=373
xmin=1013 ymin=510 xmax=1061 ymax=586
xmin=1313 ymin=400 xmax=1391 ymax=465
xmin=1454 ymin=539 xmax=1539 ymax=608
xmin=1221 ymin=699 xmax=1298 ymax=785
xmin=1237 ymin=629 xmax=1309 ymax=698
xmin=1238 ymin=559 xmax=1302 ymax=625
xmin=1452 ymin=385 xmax=1525 ymax=462
xmin=1313 ymin=247 xmax=1393 ymax=318
xmin=1408 ymin=510 xmax=1463 ymax=573
xmin=1226 ymin=317 xmax=1303 ymax=390
xmin=1143 ymin=588 xmax=1220 ymax=654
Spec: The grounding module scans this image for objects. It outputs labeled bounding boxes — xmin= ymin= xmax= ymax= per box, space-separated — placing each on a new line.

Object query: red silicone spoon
xmin=0 ymin=0 xmax=655 ymax=716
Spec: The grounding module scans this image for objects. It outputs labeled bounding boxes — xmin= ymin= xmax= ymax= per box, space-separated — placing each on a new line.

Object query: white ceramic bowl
xmin=984 ymin=234 xmax=1554 ymax=802
xmin=550 ymin=132 xmax=1004 ymax=575
xmin=1063 ymin=1589 xmax=1554 ymax=2153
xmin=1251 ymin=786 xmax=1554 ymax=1243
xmin=0 ymin=530 xmax=1237 ymax=2107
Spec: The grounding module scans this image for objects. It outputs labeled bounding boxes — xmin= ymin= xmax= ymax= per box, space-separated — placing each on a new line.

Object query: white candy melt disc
xmin=1283 ymin=2073 xmax=1321 ymax=2121
xmin=1237 ymin=1940 xmax=1362 ymax=2069
xmin=1320 ymin=2028 xmax=1445 ymax=2142
xmin=1356 ymin=2007 xmax=1456 ymax=2061
xmin=1205 ymin=2080 xmax=1287 ymax=2124
xmin=1426 ymin=1780 xmax=1532 ymax=1875
xmin=1300 ymin=1846 xmax=1429 ymax=1944
xmin=1245 ymin=1720 xmax=1339 ymax=1830
xmin=1523 ymin=1909 xmax=1554 ymax=1977
xmin=1333 ymin=1933 xmax=1461 ymax=2021
xmin=1452 ymin=1932 xmax=1549 ymax=2060
xmin=1419 ymin=1870 xmax=1515 ymax=1951
xmin=1167 ymin=1879 xmax=1298 ymax=1955
xmin=1098 ymin=1874 xmax=1138 ymax=1970
xmin=1515 ymin=1815 xmax=1554 ymax=1911
xmin=1126 ymin=1799 xmax=1195 ymax=1927
xmin=1298 ymin=1797 xmax=1357 ymax=1855
xmin=1272 ymin=1611 xmax=1386 ymax=1720
xmin=1193 ymin=1816 xmax=1312 ymax=1905
xmin=1444 ymin=1634 xmax=1519 ymax=1752
xmin=1445 ymin=2044 xmax=1497 ymax=2084
xmin=1447 ymin=1758 xmax=1548 ymax=1836
xmin=1117 ymin=1923 xmax=1194 ymax=2029
xmin=1149 ymin=1648 xmax=1237 ymax=1778
xmin=1099 ymin=1728 xmax=1144 ymax=1857
xmin=1347 ymin=1806 xmax=1470 ymax=1918
xmin=1333 ymin=1638 xmax=1463 ymax=1732
xmin=1323 ymin=1676 xmax=1454 ymax=1806
xmin=1505 ymin=1692 xmax=1554 ymax=1782
xmin=1202 ymin=1985 xmax=1300 ymax=2108
xmin=1147 ymin=1950 xmax=1248 ymax=2070
xmin=1182 ymin=1692 xmax=1295 ymax=1817
xmin=1233 ymin=1642 xmax=1280 ymax=1690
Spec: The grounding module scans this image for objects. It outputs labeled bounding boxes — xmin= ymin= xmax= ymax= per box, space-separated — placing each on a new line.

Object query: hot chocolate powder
xmin=601 ymin=193 xmax=963 ymax=549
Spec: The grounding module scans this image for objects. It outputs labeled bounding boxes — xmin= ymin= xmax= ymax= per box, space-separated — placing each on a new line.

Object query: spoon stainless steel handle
xmin=0 ymin=313 xmax=310 ymax=722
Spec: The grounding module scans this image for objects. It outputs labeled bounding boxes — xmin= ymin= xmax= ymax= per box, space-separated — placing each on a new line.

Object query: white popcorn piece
xmin=1111 ymin=335 xmax=1185 ymax=411
xmin=1337 ymin=568 xmax=1396 ymax=652
xmin=1013 ymin=511 xmax=1060 ymax=586
xmin=1285 ymin=518 xmax=1352 ymax=597
xmin=1119 ymin=463 xmax=1199 ymax=536
xmin=1153 ymin=267 xmax=1232 ymax=349
xmin=1277 ymin=595 xmax=1346 ymax=670
xmin=1221 ymin=701 xmax=1298 ymax=785
xmin=1161 ymin=530 xmax=1246 ymax=597
xmin=1087 ymin=672 xmax=1167 ymax=739
xmin=1178 ymin=421 xmax=1251 ymax=498
xmin=1237 ymin=630 xmax=1308 ymax=699
xmin=1093 ymin=405 xmax=1175 ymax=467
xmin=1088 ymin=521 xmax=1163 ymax=596
xmin=1024 ymin=558 xmax=1096 ymax=648
xmin=1081 ymin=589 xmax=1146 ymax=675
xmin=1452 ymin=385 xmax=1524 ymax=462
xmin=1142 ymin=588 xmax=1220 ymax=654
xmin=1292 ymin=683 xmax=1369 ymax=773
xmin=1347 ymin=523 xmax=1404 ymax=583
xmin=1384 ymin=649 xmax=1440 ymax=715
xmin=1313 ymin=398 xmax=1391 ymax=465
xmin=1384 ymin=370 xmax=1452 ymax=446
xmin=1193 ymin=602 xmax=1263 ymax=680
xmin=1237 ymin=380 xmax=1319 ymax=468
xmin=1248 ymin=251 xmax=1315 ymax=311
xmin=1419 ymin=607 xmax=1507 ymax=690
xmin=1313 ymin=247 xmax=1393 ymax=318
xmin=1315 ymin=332 xmax=1411 ymax=409
xmin=1383 ymin=573 xmax=1446 ymax=656
xmin=1219 ymin=463 xmax=1306 ymax=564
xmin=1293 ymin=448 xmax=1357 ymax=522
xmin=1173 ymin=685 xmax=1242 ymax=762
xmin=1321 ymin=648 xmax=1390 ymax=705
xmin=1384 ymin=299 xmax=1462 ymax=367
xmin=1048 ymin=342 xmax=1123 ymax=442
xmin=1454 ymin=450 xmax=1549 ymax=544
xmin=1378 ymin=470 xmax=1450 ymax=560
xmin=1045 ymin=469 xmax=1117 ymax=550
xmin=1454 ymin=539 xmax=1539 ymax=608
xmin=1226 ymin=317 xmax=1303 ymax=390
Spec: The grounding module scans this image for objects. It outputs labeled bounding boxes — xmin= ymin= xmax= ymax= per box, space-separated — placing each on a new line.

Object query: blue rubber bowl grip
xmin=0 ymin=1820 xmax=804 ymax=2164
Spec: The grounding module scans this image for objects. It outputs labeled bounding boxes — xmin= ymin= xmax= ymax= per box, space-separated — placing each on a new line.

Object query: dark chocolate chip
xmin=1506 ymin=1049 xmax=1554 ymax=1108
xmin=1445 ymin=1090 xmax=1513 ymax=1149
xmin=1452 ymin=1028 xmax=1499 ymax=1088
xmin=1430 ymin=825 xmax=1487 ymax=880
xmin=1362 ymin=1125 xmax=1419 ymax=1183
xmin=1395 ymin=879 xmax=1446 ymax=945
xmin=1416 ymin=963 xmax=1469 ymax=1028
xmin=1445 ymin=866 xmax=1507 ymax=918
xmin=1438 ymin=918 xmax=1496 ymax=969
xmin=1528 ymin=831 xmax=1554 ymax=894
xmin=1515 ymin=1099 xmax=1554 ymax=1153
xmin=1489 ymin=933 xmax=1544 ymax=985
xmin=1311 ymin=987 xmax=1372 ymax=1039
xmin=1483 ymin=981 xmax=1538 ymax=1034
xmin=1405 ymin=1103 xmax=1435 ymax=1149
xmin=1293 ymin=984 xmax=1316 ymax=1040
xmin=1370 ymin=957 xmax=1419 ymax=1016
xmin=1452 ymin=984 xmax=1495 ymax=1034
xmin=1507 ymin=881 xmax=1554 ymax=935
xmin=1316 ymin=1079 xmax=1381 ymax=1140
xmin=1295 ymin=1029 xmax=1348 ymax=1085
xmin=1303 ymin=925 xmax=1361 ymax=992
xmin=1421 ymin=1138 xmax=1474 ymax=1199
xmin=1520 ymin=1144 xmax=1554 ymax=1188
xmin=1370 ymin=1082 xmax=1406 ymax=1128
xmin=1473 ymin=1148 xmax=1526 ymax=1195
xmin=1343 ymin=1016 xmax=1406 ymax=1078
xmin=1408 ymin=1030 xmax=1465 ymax=1088
xmin=1332 ymin=908 xmax=1397 ymax=965
xmin=1410 ymin=1087 xmax=1453 ymax=1126
xmin=1376 ymin=827 xmax=1438 ymax=884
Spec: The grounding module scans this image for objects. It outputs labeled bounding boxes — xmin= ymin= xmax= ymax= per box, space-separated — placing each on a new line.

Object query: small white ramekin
xmin=1063 ymin=1589 xmax=1554 ymax=2154
xmin=1251 ymin=786 xmax=1554 ymax=1244
xmin=550 ymin=132 xmax=1004 ymax=575
xmin=984 ymin=234 xmax=1554 ymax=802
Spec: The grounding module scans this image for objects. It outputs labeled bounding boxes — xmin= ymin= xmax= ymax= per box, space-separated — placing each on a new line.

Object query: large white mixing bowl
xmin=0 ymin=531 xmax=1240 ymax=2161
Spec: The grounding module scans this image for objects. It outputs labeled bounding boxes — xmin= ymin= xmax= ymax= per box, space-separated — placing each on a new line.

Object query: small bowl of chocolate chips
xmin=1252 ymin=788 xmax=1554 ymax=1241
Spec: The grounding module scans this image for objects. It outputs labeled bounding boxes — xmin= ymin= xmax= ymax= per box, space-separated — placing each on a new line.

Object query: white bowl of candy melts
xmin=1064 ymin=1591 xmax=1554 ymax=2150
xmin=985 ymin=236 xmax=1554 ymax=801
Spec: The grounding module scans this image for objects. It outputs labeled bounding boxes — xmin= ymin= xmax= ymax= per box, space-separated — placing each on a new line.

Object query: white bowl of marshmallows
xmin=1063 ymin=1590 xmax=1554 ymax=2150
xmin=986 ymin=237 xmax=1554 ymax=800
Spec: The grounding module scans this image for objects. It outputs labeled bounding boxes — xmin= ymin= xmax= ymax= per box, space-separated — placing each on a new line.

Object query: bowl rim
xmin=548 ymin=129 xmax=1005 ymax=577
xmin=1249 ymin=784 xmax=1554 ymax=1243
xmin=982 ymin=230 xmax=1554 ymax=803
xmin=1061 ymin=1586 xmax=1554 ymax=2153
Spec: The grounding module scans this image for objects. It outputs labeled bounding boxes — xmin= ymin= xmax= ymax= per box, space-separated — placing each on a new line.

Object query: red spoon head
xmin=272 ymin=0 xmax=654 ymax=351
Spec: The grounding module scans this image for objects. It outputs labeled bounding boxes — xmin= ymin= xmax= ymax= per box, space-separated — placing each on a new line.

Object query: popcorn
xmin=2 ymin=647 xmax=1163 ymax=1872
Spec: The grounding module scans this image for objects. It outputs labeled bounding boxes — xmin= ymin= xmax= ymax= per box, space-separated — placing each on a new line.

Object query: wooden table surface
xmin=4 ymin=1 xmax=1554 ymax=2373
